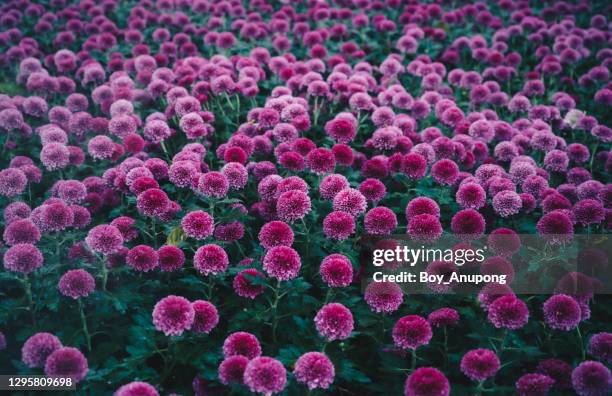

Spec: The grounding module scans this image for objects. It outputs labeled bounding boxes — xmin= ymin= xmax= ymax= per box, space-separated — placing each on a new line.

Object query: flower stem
xmin=22 ymin=274 xmax=36 ymax=326
xmin=78 ymin=299 xmax=91 ymax=352
xmin=410 ymin=348 xmax=417 ymax=371
xmin=576 ymin=325 xmax=586 ymax=360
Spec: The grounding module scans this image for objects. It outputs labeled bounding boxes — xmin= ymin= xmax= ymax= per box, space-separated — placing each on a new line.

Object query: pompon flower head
xmin=181 ymin=210 xmax=214 ymax=240
xmin=233 ymin=268 xmax=266 ymax=299
xmin=451 ymin=209 xmax=486 ymax=240
xmin=319 ymin=174 xmax=349 ymax=200
xmin=197 ymin=171 xmax=229 ymax=198
xmin=515 ymin=373 xmax=555 ymax=396
xmin=315 ymin=303 xmax=354 ymax=341
xmin=456 ymin=182 xmax=486 ymax=210
xmin=487 ymin=228 xmax=521 ymax=257
xmin=219 ymin=355 xmax=249 ymax=385
xmin=588 ymin=332 xmax=612 ymax=364
xmin=364 ymin=281 xmax=403 ymax=313
xmin=191 ymin=300 xmax=219 ymax=334
xmin=58 ymin=269 xmax=95 ymax=299
xmin=431 ymin=159 xmax=459 ymax=185
xmin=276 ymin=190 xmax=311 ymax=222
xmin=543 ymin=294 xmax=581 ymax=331
xmin=194 ymin=244 xmax=229 ymax=275
xmin=0 ymin=168 xmax=27 ymax=197
xmin=243 ymin=356 xmax=287 ymax=395
xmin=44 ymin=347 xmax=88 ymax=382
xmin=320 ymin=254 xmax=353 ymax=287
xmin=536 ymin=359 xmax=572 ymax=389
xmin=404 ymin=367 xmax=450 ymax=396
xmin=223 ymin=332 xmax=262 ymax=359
xmin=332 ymin=188 xmax=367 ymax=217
xmin=3 ymin=218 xmax=40 ymax=245
xmin=3 ymin=243 xmax=43 ymax=273
xmin=136 ymin=188 xmax=170 ymax=217
xmin=126 ymin=245 xmax=159 ymax=272
xmin=364 ymin=206 xmax=398 ymax=235
xmin=21 ymin=332 xmax=62 ymax=368
xmin=262 ymin=246 xmax=301 ymax=280
xmin=293 ymin=352 xmax=335 ymax=390
xmin=536 ymin=210 xmax=574 ymax=244
xmin=405 ymin=197 xmax=440 ymax=219
xmin=427 ymin=308 xmax=460 ymax=327
xmin=461 ymin=349 xmax=500 ymax=382
xmin=157 ymin=245 xmax=185 ymax=272
xmin=152 ymin=295 xmax=195 ymax=336
xmin=323 ymin=211 xmax=355 ymax=240
xmin=258 ymin=221 xmax=294 ymax=249
xmin=114 ymin=382 xmax=159 ymax=396
xmin=407 ymin=214 xmax=443 ymax=244
xmin=487 ymin=295 xmax=529 ymax=330
xmin=392 ymin=315 xmax=432 ymax=350
xmin=571 ymin=361 xmax=612 ymax=396
xmin=85 ymin=224 xmax=123 ymax=255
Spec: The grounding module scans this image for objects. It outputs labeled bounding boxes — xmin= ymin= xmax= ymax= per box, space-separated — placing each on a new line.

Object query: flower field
xmin=0 ymin=0 xmax=611 ymax=395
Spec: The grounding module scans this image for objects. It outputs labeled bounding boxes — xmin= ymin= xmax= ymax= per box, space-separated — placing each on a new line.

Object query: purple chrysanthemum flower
xmin=392 ymin=315 xmax=432 ymax=350
xmin=364 ymin=206 xmax=398 ymax=235
xmin=487 ymin=295 xmax=529 ymax=330
xmin=244 ymin=356 xmax=287 ymax=395
xmin=314 ymin=303 xmax=354 ymax=341
xmin=323 ymin=211 xmax=356 ymax=240
xmin=3 ymin=243 xmax=43 ymax=273
xmin=126 ymin=245 xmax=159 ymax=272
xmin=58 ymin=269 xmax=95 ymax=299
xmin=233 ymin=268 xmax=266 ymax=299
xmin=44 ymin=347 xmax=88 ymax=382
xmin=262 ymin=246 xmax=301 ymax=281
xmin=571 ymin=361 xmax=612 ymax=396
xmin=152 ymin=295 xmax=195 ymax=336
xmin=114 ymin=382 xmax=159 ymax=396
xmin=427 ymin=308 xmax=460 ymax=327
xmin=404 ymin=367 xmax=450 ymax=396
xmin=223 ymin=332 xmax=262 ymax=359
xmin=543 ymin=294 xmax=582 ymax=331
xmin=588 ymin=332 xmax=612 ymax=363
xmin=21 ymin=332 xmax=62 ymax=368
xmin=219 ymin=355 xmax=249 ymax=385
xmin=460 ymin=348 xmax=500 ymax=382
xmin=364 ymin=281 xmax=403 ymax=313
xmin=320 ymin=254 xmax=353 ymax=287
xmin=194 ymin=244 xmax=229 ymax=275
xmin=276 ymin=190 xmax=312 ymax=222
xmin=293 ymin=352 xmax=335 ymax=390
xmin=258 ymin=221 xmax=294 ymax=249
xmin=181 ymin=210 xmax=214 ymax=240
xmin=191 ymin=300 xmax=219 ymax=334
xmin=515 ymin=373 xmax=555 ymax=396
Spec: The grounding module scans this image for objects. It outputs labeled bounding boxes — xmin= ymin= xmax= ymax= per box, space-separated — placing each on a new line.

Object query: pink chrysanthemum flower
xmin=263 ymin=246 xmax=301 ymax=280
xmin=293 ymin=352 xmax=335 ymax=390
xmin=244 ymin=357 xmax=287 ymax=395
xmin=364 ymin=281 xmax=403 ymax=313
xmin=392 ymin=315 xmax=432 ymax=350
xmin=191 ymin=300 xmax=219 ymax=334
xmin=21 ymin=332 xmax=62 ymax=368
xmin=152 ymin=295 xmax=195 ymax=336
xmin=223 ymin=332 xmax=262 ymax=359
xmin=315 ymin=303 xmax=354 ymax=341
xmin=219 ymin=355 xmax=249 ymax=385
xmin=58 ymin=269 xmax=95 ymax=299
xmin=194 ymin=244 xmax=229 ymax=275
xmin=44 ymin=347 xmax=88 ymax=382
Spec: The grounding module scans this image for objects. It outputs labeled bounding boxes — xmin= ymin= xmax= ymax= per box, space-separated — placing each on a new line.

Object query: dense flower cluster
xmin=0 ymin=0 xmax=610 ymax=394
